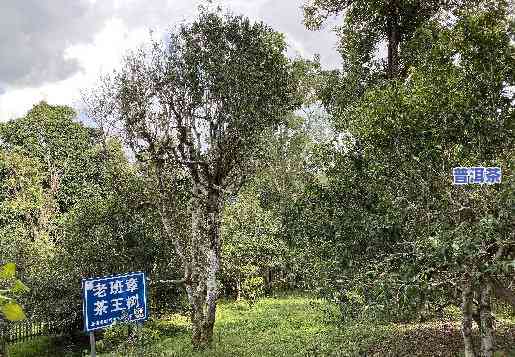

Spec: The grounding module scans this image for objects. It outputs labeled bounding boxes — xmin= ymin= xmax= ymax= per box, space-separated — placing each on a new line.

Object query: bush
xmin=97 ymin=321 xmax=162 ymax=355
xmin=97 ymin=324 xmax=130 ymax=352
xmin=241 ymin=276 xmax=264 ymax=305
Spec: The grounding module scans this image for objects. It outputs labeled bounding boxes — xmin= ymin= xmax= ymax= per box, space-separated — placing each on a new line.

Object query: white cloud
xmin=0 ymin=0 xmax=341 ymax=121
xmin=0 ymin=17 xmax=152 ymax=120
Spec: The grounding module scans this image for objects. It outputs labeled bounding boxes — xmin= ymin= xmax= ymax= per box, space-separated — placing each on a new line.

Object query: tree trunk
xmin=0 ymin=316 xmax=7 ymax=357
xmin=185 ymin=184 xmax=221 ymax=348
xmin=236 ymin=278 xmax=241 ymax=300
xmin=188 ymin=282 xmax=207 ymax=347
xmin=462 ymin=281 xmax=477 ymax=357
xmin=479 ymin=283 xmax=494 ymax=357
xmin=386 ymin=2 xmax=401 ymax=79
xmin=263 ymin=267 xmax=272 ymax=295
xmin=155 ymin=163 xmax=222 ymax=349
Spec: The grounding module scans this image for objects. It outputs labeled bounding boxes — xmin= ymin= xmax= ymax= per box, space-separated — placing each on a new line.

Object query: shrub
xmin=241 ymin=276 xmax=265 ymax=305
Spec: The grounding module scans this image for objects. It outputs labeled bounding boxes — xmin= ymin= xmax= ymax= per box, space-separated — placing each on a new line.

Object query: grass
xmin=9 ymin=296 xmax=515 ymax=356
xmin=96 ymin=296 xmax=515 ymax=357
xmin=99 ymin=296 xmax=388 ymax=357
xmin=8 ymin=335 xmax=88 ymax=357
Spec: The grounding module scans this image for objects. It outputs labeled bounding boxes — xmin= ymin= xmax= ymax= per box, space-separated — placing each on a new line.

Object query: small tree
xmin=221 ymin=187 xmax=284 ymax=300
xmin=85 ymin=9 xmax=301 ymax=347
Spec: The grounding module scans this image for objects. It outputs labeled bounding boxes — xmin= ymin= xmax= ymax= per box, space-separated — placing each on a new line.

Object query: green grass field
xmin=8 ymin=296 xmax=515 ymax=356
xmin=96 ymin=296 xmax=387 ymax=357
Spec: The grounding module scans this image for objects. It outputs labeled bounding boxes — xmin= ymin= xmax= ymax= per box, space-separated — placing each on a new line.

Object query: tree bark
xmin=462 ymin=281 xmax=477 ymax=357
xmin=479 ymin=282 xmax=494 ymax=357
xmin=0 ymin=316 xmax=7 ymax=357
xmin=155 ymin=168 xmax=220 ymax=348
xmin=202 ymin=187 xmax=221 ymax=345
xmin=386 ymin=2 xmax=401 ymax=79
xmin=184 ymin=184 xmax=221 ymax=348
xmin=236 ymin=278 xmax=241 ymax=301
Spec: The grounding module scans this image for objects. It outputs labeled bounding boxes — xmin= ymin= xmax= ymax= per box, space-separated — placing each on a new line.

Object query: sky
xmin=0 ymin=0 xmax=342 ymax=121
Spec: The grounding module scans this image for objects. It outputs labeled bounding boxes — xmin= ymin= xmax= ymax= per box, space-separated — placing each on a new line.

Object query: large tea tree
xmin=86 ymin=10 xmax=301 ymax=346
xmin=329 ymin=3 xmax=514 ymax=356
xmin=302 ymin=0 xmax=481 ymax=115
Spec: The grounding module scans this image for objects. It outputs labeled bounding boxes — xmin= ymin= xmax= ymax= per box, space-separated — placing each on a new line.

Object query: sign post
xmin=82 ymin=272 xmax=148 ymax=356
xmin=89 ymin=331 xmax=96 ymax=357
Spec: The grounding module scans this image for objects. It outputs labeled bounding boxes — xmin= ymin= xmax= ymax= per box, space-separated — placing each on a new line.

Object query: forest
xmin=0 ymin=0 xmax=514 ymax=356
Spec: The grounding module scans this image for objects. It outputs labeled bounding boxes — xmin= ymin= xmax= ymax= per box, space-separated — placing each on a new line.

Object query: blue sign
xmin=82 ymin=272 xmax=148 ymax=332
xmin=453 ymin=167 xmax=502 ymax=185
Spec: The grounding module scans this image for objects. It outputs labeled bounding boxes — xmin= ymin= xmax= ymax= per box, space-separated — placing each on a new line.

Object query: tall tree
xmin=302 ymin=0 xmax=480 ymax=118
xmin=0 ymin=102 xmax=181 ymax=324
xmin=0 ymin=102 xmax=102 ymax=319
xmin=296 ymin=1 xmax=514 ymax=355
xmin=85 ymin=9 xmax=301 ymax=347
xmin=303 ymin=0 xmax=465 ymax=78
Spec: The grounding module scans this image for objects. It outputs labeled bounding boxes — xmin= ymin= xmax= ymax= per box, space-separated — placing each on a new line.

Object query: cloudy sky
xmin=0 ymin=0 xmax=342 ymax=121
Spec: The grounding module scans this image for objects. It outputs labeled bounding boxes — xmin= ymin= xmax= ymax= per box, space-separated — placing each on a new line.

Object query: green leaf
xmin=0 ymin=263 xmax=16 ymax=279
xmin=1 ymin=302 xmax=26 ymax=321
xmin=11 ymin=280 xmax=30 ymax=294
xmin=0 ymin=294 xmax=12 ymax=304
